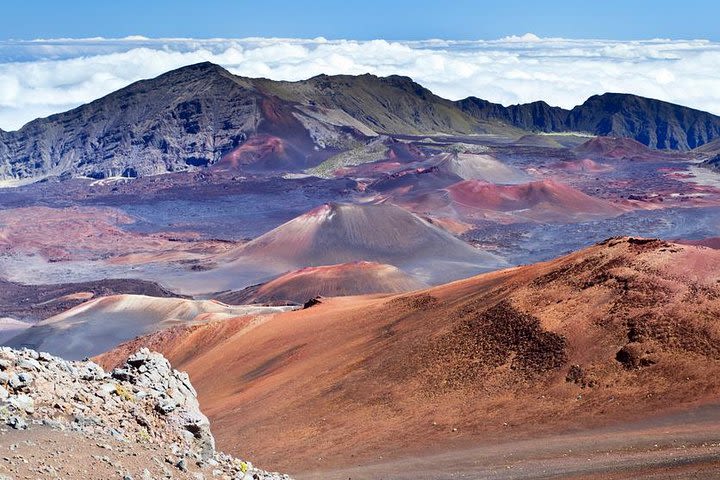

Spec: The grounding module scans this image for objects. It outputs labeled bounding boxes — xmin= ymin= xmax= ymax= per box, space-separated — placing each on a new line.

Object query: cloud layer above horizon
xmin=1 ymin=35 xmax=720 ymax=131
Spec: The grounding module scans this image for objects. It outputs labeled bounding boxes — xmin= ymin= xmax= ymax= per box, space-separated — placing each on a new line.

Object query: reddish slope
xmin=215 ymin=134 xmax=294 ymax=169
xmin=213 ymin=95 xmax=347 ymax=172
xmin=676 ymin=237 xmax=720 ymax=249
xmin=446 ymin=179 xmax=625 ymax=222
xmin=216 ymin=261 xmax=426 ymax=305
xmin=98 ymin=238 xmax=720 ymax=474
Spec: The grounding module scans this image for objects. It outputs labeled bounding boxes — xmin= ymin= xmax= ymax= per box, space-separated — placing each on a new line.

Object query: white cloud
xmin=0 ymin=36 xmax=720 ymax=130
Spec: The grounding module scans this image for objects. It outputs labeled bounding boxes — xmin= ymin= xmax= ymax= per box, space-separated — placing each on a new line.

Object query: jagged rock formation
xmin=458 ymin=93 xmax=720 ymax=150
xmin=0 ymin=346 xmax=289 ymax=479
xmin=1 ymin=63 xmax=719 ymax=182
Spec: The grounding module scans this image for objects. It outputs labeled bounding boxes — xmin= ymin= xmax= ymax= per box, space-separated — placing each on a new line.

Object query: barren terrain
xmin=98 ymin=237 xmax=720 ymax=476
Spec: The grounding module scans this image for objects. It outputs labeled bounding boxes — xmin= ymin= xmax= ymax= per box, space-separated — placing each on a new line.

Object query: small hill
xmin=434 ymin=153 xmax=528 ymax=183
xmin=552 ymin=158 xmax=613 ymax=173
xmin=5 ymin=295 xmax=292 ymax=359
xmin=217 ymin=261 xmax=426 ymax=305
xmin=446 ymin=179 xmax=625 ymax=222
xmin=0 ymin=277 xmax=182 ymax=322
xmin=573 ymin=136 xmax=662 ymax=160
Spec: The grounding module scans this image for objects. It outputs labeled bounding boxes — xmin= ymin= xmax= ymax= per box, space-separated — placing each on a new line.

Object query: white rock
xmin=7 ymin=394 xmax=34 ymax=413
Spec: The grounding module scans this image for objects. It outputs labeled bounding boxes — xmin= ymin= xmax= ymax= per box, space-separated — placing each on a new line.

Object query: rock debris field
xmin=0 ymin=346 xmax=290 ymax=480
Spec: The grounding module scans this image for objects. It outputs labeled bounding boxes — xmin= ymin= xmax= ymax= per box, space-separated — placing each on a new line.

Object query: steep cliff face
xmin=0 ymin=63 xmax=369 ymax=181
xmin=0 ymin=63 xmax=259 ymax=180
xmin=565 ymin=93 xmax=720 ymax=150
xmin=458 ymin=92 xmax=720 ymax=150
xmin=456 ymin=97 xmax=568 ymax=132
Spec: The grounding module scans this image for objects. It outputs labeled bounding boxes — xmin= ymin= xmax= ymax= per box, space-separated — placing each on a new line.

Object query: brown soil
xmin=0 ymin=425 xmax=236 ymax=480
xmin=301 ymin=404 xmax=720 ymax=479
xmin=97 ymin=237 xmax=720 ymax=476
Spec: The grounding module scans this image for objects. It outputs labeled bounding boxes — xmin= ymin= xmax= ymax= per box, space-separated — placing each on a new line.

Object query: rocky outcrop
xmin=701 ymin=154 xmax=720 ymax=172
xmin=0 ymin=346 xmax=289 ymax=479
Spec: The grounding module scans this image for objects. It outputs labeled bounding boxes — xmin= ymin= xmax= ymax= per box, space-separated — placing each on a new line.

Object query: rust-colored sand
xmin=98 ymin=237 xmax=720 ymax=474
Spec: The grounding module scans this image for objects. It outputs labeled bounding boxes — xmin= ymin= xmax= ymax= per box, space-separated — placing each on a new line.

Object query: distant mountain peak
xmin=156 ymin=61 xmax=234 ymax=81
xmin=458 ymin=90 xmax=720 ymax=150
xmin=1 ymin=66 xmax=720 ymax=183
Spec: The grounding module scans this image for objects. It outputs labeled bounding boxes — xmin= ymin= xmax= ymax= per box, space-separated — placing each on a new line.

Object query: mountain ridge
xmin=457 ymin=92 xmax=720 ymax=149
xmin=1 ymin=62 xmax=719 ymax=182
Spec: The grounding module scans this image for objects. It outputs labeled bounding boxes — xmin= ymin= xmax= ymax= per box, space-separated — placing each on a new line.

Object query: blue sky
xmin=1 ymin=1 xmax=720 ymax=130
xmin=1 ymin=0 xmax=718 ymax=41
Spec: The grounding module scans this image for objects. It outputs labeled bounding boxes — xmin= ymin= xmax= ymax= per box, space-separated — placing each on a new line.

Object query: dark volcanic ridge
xmin=458 ymin=93 xmax=720 ymax=150
xmin=1 ymin=62 xmax=720 ymax=183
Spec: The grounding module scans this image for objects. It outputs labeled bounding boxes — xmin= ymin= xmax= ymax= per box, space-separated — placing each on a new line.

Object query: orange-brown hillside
xmin=216 ymin=261 xmax=426 ymax=305
xmin=98 ymin=237 xmax=720 ymax=473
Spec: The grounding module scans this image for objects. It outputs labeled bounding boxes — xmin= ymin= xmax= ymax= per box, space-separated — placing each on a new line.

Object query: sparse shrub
xmin=137 ymin=427 xmax=151 ymax=443
xmin=114 ymin=384 xmax=135 ymax=401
